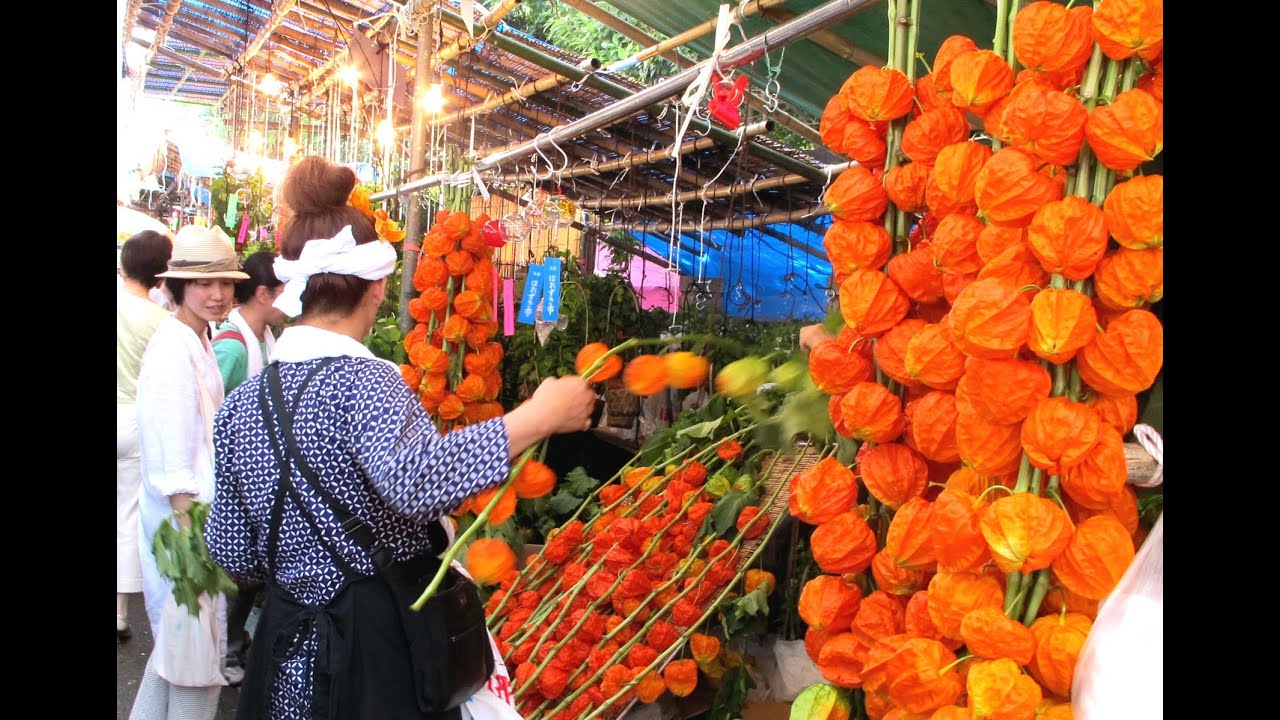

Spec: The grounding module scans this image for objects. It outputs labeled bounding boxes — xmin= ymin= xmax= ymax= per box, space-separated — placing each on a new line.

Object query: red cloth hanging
xmin=708 ymin=73 xmax=750 ymax=130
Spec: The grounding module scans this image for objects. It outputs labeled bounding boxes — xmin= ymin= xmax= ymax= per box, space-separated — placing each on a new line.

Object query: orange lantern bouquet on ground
xmin=803 ymin=0 xmax=1162 ymax=717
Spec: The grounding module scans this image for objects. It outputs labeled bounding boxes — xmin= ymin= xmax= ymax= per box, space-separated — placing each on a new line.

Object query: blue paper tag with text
xmin=517 ymin=264 xmax=545 ymax=325
xmin=542 ymin=257 xmax=562 ymax=322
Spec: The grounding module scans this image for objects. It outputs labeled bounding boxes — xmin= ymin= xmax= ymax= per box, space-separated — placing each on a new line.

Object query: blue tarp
xmin=630 ymin=216 xmax=834 ymax=322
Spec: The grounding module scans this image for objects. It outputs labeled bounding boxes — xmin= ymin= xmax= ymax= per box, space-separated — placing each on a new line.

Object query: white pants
xmin=117 ymin=403 xmax=143 ymax=593
xmin=128 ymin=653 xmax=221 ymax=720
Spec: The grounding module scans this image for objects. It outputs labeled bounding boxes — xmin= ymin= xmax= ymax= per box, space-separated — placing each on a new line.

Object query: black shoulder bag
xmin=263 ymin=360 xmax=494 ymax=714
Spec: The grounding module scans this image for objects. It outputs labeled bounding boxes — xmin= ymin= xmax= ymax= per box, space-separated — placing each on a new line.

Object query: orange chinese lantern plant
xmin=882 ymin=638 xmax=964 ymax=714
xmin=1091 ymin=0 xmax=1164 ymax=60
xmin=904 ymin=391 xmax=961 ymax=464
xmin=842 ymin=120 xmax=889 ymax=169
xmin=1027 ymin=196 xmax=1109 ymax=281
xmin=623 ymin=354 xmax=670 ymax=396
xmin=931 ymin=214 xmax=986 ymax=276
xmin=954 ymin=395 xmax=1025 ymax=477
xmin=904 ymin=323 xmax=967 ymax=391
xmin=960 ymin=607 xmax=1037 ymax=665
xmin=975 ymin=241 xmax=1051 ymax=294
xmin=904 ymin=592 xmax=953 ymax=647
xmin=976 ymin=224 xmax=1027 ymax=266
xmin=841 ymin=382 xmax=905 ymax=444
xmin=812 ymin=510 xmax=880 ymax=575
xmin=791 ymin=456 xmax=861 ymax=525
xmin=841 ymin=65 xmax=916 ymax=122
xmin=1085 ymin=88 xmax=1163 ymax=172
xmin=1052 ymin=514 xmax=1136 ymax=601
xmin=885 ymin=162 xmax=932 ymax=214
xmin=945 ymin=467 xmax=1012 ymax=496
xmin=409 ymin=341 xmax=451 ymax=375
xmin=1028 ymin=613 xmax=1093 ymax=697
xmin=413 ymin=256 xmax=449 ymax=292
xmin=826 ymin=220 xmax=893 ymax=275
xmin=841 ymin=269 xmax=911 ymax=339
xmin=821 ymin=94 xmax=857 ymax=157
xmin=466 ymin=538 xmax=517 ymax=585
xmin=931 ymin=489 xmax=992 ymax=574
xmin=1103 ymin=175 xmax=1163 ymax=250
xmin=664 ymin=351 xmax=709 ymax=389
xmin=826 ymin=165 xmax=890 ymax=223
xmin=980 ymin=493 xmax=1073 ymax=574
xmin=1138 ymin=52 xmax=1164 ymax=100
xmin=634 ymin=671 xmax=667 ymax=703
xmin=445 ymin=249 xmax=476 ymax=277
xmin=437 ymin=393 xmax=465 ymax=421
xmin=1076 ymin=308 xmax=1163 ymax=397
xmin=1087 ymin=393 xmax=1138 ymax=437
xmin=932 ymin=707 xmax=974 ymax=720
xmin=850 ymin=591 xmax=907 ymax=650
xmin=888 ymin=248 xmax=947 ymax=305
xmin=1021 ymin=397 xmax=1103 ymax=474
xmin=933 ymin=35 xmax=980 ymax=94
xmin=817 ymin=632 xmax=866 ymax=689
xmin=885 ymin=497 xmax=938 ymax=571
xmin=1094 ymin=247 xmax=1163 ymax=311
xmin=441 ymin=313 xmax=470 ymax=344
xmin=466 ymin=321 xmax=498 ymax=350
xmin=513 ymin=459 xmax=557 ymax=499
xmin=873 ymin=548 xmax=932 ymax=596
xmin=966 ymin=658 xmax=1043 ymax=720
xmin=811 ymin=339 xmax=875 ymax=395
xmin=400 ymin=363 xmax=423 ymax=393
xmin=859 ymin=443 xmax=929 ymax=510
xmin=1028 ymin=287 xmax=1097 ymax=364
xmin=957 ymin=357 xmax=1051 ymax=426
xmin=902 ymin=108 xmax=971 ymax=166
xmin=948 ymin=50 xmax=1014 ymax=115
xmin=926 ymin=571 xmax=1005 ymax=641
xmin=1014 ymin=1 xmax=1095 ymax=75
xmin=472 ymin=484 xmax=517 ymax=525
xmin=998 ymin=78 xmax=1088 ymax=167
xmin=947 ymin=279 xmax=1032 ymax=360
xmin=456 ymin=374 xmax=487 ymax=403
xmin=576 ymin=342 xmax=623 ymax=382
xmin=930 ymin=142 xmax=993 ymax=209
xmin=799 ymin=574 xmax=865 ymax=633
xmin=974 ymin=147 xmax=1062 ymax=227
xmin=663 ymin=659 xmax=699 ymax=698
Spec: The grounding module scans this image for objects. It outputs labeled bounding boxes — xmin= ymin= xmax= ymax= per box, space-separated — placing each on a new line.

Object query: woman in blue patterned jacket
xmin=207 ymin=155 xmax=595 ymax=720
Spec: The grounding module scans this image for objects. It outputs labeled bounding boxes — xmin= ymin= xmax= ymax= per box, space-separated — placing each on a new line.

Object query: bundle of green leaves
xmin=152 ymin=501 xmax=238 ymax=616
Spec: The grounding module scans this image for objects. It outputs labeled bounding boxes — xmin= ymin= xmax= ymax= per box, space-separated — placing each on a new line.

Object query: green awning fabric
xmin=599 ymin=0 xmax=999 ymax=119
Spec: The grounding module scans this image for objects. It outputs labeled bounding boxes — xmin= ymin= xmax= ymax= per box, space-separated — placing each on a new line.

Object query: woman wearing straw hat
xmin=205 ymin=156 xmax=596 ymax=719
xmin=131 ymin=224 xmax=249 ymax=720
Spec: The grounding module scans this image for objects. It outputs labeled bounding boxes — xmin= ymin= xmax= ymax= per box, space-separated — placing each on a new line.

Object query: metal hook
xmin=530 ymin=138 xmax=555 ymax=181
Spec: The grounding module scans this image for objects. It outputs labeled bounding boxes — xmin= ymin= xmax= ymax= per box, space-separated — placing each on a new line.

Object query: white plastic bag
xmin=153 ymin=591 xmax=227 ymax=687
xmin=1072 ymin=513 xmax=1163 ymax=720
xmin=454 ymin=559 xmax=522 ymax=720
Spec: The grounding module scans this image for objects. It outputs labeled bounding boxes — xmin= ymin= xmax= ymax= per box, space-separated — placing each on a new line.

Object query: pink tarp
xmin=594 ymin=244 xmax=680 ymax=312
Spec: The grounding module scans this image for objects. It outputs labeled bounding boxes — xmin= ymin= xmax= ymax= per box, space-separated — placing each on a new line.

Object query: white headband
xmin=272 ymin=225 xmax=398 ymax=318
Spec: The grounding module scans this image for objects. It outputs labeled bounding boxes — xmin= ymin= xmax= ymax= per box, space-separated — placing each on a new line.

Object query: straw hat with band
xmin=157 ymin=225 xmax=250 ymax=280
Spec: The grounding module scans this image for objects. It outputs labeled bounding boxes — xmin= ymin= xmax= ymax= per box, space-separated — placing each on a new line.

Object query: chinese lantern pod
xmin=409 ymin=342 xmax=450 ymax=375
xmin=825 ymin=220 xmax=893 ymax=275
xmin=966 ymin=658 xmax=1043 ymax=719
xmin=1052 ymin=514 xmax=1136 ymax=600
xmin=821 ymin=95 xmax=856 ymax=156
xmin=914 ymin=72 xmax=949 ymax=112
xmin=975 ymin=241 xmax=1051 ymax=294
xmin=840 ymin=269 xmax=911 ymax=339
xmin=974 ymin=147 xmax=1063 ymax=228
xmin=1090 ymin=0 xmax=1164 ymax=60
xmin=791 ymin=682 xmax=855 ymax=720
xmin=1139 ymin=53 xmax=1164 ymax=101
xmin=576 ymin=342 xmax=623 ymax=382
xmin=976 ymin=224 xmax=1027 ymax=266
xmin=810 ymin=339 xmax=874 ymax=395
xmin=805 ymin=627 xmax=833 ymax=664
xmin=513 ymin=459 xmax=557 ymax=499
xmin=948 ymin=50 xmax=1014 ymax=114
xmin=472 ymin=484 xmax=517 ymax=525
xmin=979 ymin=493 xmax=1073 ymax=574
xmin=998 ymin=77 xmax=1089 ymax=167
xmin=623 ymin=354 xmax=669 ymax=396
xmin=875 ymin=319 xmax=930 ymax=388
xmin=466 ymin=321 xmax=499 ymax=350
xmin=884 ymin=162 xmax=931 ymax=214
xmin=904 ymin=390 xmax=961 ymax=464
xmin=1038 ymin=583 xmax=1100 ymax=622
xmin=453 ymin=290 xmax=489 ymax=322
xmin=957 ymin=357 xmax=1052 ymax=426
xmin=944 ymin=466 xmax=1012 ymax=496
xmin=842 ymin=119 xmax=889 ymax=168
xmin=1027 ymin=196 xmax=1109 ymax=281
xmin=465 ymin=538 xmax=517 ymax=585
xmin=903 ymin=592 xmax=950 ymax=646
xmin=947 ymin=279 xmax=1032 ymax=360
xmin=419 ymin=373 xmax=449 ymax=405
xmin=1014 ymin=1 xmax=1096 ymax=74
xmin=825 ymin=165 xmax=889 ymax=223
xmin=445 ymin=249 xmax=476 ymax=276
xmin=885 ymin=496 xmax=938 ymax=571
xmin=463 ymin=351 xmax=497 ymax=378
xmin=812 ymin=510 xmax=879 ymax=574
xmin=954 ymin=394 xmax=1024 ymax=477
xmin=455 ymin=374 xmax=487 ymax=404
xmin=790 ymin=456 xmax=861 ymax=525
xmin=1103 ymin=175 xmax=1163 ymax=250
xmin=933 ymin=35 xmax=979 ymax=94
xmin=902 ymin=107 xmax=971 ymax=166
xmin=1076 ymin=308 xmax=1163 ymax=397
xmin=663 ymin=660 xmax=699 ymax=698
xmin=959 ymin=607 xmax=1037 ymax=666
xmin=799 ymin=574 xmax=865 ymax=632
xmin=926 ymin=571 xmax=1005 ymax=641
xmin=887 ymin=248 xmax=946 ymax=305
xmin=872 ymin=547 xmax=931 ymax=596
xmin=816 ymin=632 xmax=865 ymax=689
xmin=883 ymin=638 xmax=964 ymax=713
xmin=664 ymin=351 xmax=709 ymax=389
xmin=859 ymin=443 xmax=929 ymax=510
xmin=840 ymin=382 xmax=905 ymax=444
xmin=930 ymin=214 xmax=987 ymax=276
xmin=437 ymin=393 xmax=465 ymax=421
xmin=931 ymin=706 xmax=974 ymax=720
xmin=1085 ymin=88 xmax=1164 ymax=172
xmin=1021 ymin=396 xmax=1104 ymax=474
xmin=1028 ymin=287 xmax=1097 ymax=364
xmin=931 ymin=489 xmax=992 ymax=574
xmin=1038 ymin=699 xmax=1075 ymax=720
xmin=441 ymin=313 xmax=470 ymax=344
xmin=634 ymin=671 xmax=666 ymax=703
xmin=926 ymin=175 xmax=981 ymax=218
xmin=745 ymin=569 xmax=776 ymax=595
xmin=904 ymin=323 xmax=967 ymax=391
xmin=1028 ymin=613 xmax=1093 ymax=696
xmin=840 ymin=65 xmax=916 ymax=122
xmin=1087 ymin=393 xmax=1138 ymax=437
xmin=930 ymin=142 xmax=993 ymax=208
xmin=400 ymin=364 xmax=423 ymax=393
xmin=942 ymin=272 xmax=978 ymax=307
xmin=1094 ymin=246 xmax=1163 ymax=311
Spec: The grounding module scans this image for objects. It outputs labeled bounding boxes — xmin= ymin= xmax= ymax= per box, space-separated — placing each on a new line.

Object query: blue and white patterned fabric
xmin=207 ymin=326 xmax=510 ymax=720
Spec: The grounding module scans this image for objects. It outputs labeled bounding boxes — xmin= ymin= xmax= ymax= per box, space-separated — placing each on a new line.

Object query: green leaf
xmin=790 ymin=683 xmax=853 ymax=720
xmin=548 ymin=491 xmax=584 ymax=516
xmin=710 ymin=489 xmax=759 ymax=538
xmin=836 ymin=435 xmax=861 ymax=466
xmin=720 ymin=585 xmax=771 ymax=637
xmin=677 ymin=417 xmax=724 ymax=439
xmin=563 ymin=466 xmax=600 ymax=498
xmin=709 ymin=665 xmax=756 ymax=720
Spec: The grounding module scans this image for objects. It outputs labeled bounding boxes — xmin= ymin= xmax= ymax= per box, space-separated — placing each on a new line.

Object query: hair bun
xmin=281 ymin=156 xmax=356 ymax=214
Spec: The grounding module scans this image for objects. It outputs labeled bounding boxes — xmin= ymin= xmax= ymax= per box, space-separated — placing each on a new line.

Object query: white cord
xmin=1131 ymin=423 xmax=1163 ymax=488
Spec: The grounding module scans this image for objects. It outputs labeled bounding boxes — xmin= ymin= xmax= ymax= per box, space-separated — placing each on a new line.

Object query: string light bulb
xmin=421 ymin=83 xmax=446 ymax=114
xmin=259 ymin=73 xmax=283 ymax=97
xmin=248 ymin=130 xmax=264 ymax=151
xmin=339 ymin=65 xmax=360 ymax=87
xmin=282 ymin=136 xmax=298 ymax=157
xmin=375 ymin=119 xmax=396 ymax=147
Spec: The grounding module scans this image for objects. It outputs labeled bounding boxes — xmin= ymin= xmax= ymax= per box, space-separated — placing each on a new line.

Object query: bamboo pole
xmin=583 ymin=159 xmax=851 ymax=209
xmin=122 ymin=0 xmax=145 ymax=51
xmin=398 ymin=9 xmax=435 ymax=334
xmin=431 ymin=57 xmax=601 ymax=127
xmin=760 ymin=6 xmax=887 ymax=67
xmin=602 ymin=204 xmax=828 ymax=232
xmin=149 ymin=0 xmax=184 ymax=54
xmin=432 ymin=0 xmax=523 ymax=68
xmin=233 ymin=0 xmax=299 ymax=71
xmin=601 ymin=0 xmax=794 ymax=74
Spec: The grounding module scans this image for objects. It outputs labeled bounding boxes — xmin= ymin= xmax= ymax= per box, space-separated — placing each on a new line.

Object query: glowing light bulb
xmin=260 ymin=73 xmax=283 ymax=97
xmin=421 ymin=83 xmax=446 ymax=114
xmin=375 ymin=119 xmax=395 ymax=147
xmin=248 ymin=130 xmax=264 ymax=150
xmin=339 ymin=65 xmax=360 ymax=87
xmin=282 ymin=136 xmax=298 ymax=157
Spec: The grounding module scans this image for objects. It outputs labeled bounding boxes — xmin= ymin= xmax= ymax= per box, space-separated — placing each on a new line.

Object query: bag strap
xmin=264 ymin=359 xmax=447 ymax=574
xmin=213 ymin=328 xmax=247 ymax=348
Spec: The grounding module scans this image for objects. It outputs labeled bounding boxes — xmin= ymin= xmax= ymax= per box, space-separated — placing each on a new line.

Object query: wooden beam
xmin=123 ymin=0 xmax=144 ymax=52
xmin=761 ymin=7 xmax=887 ymax=67
xmin=234 ymin=0 xmax=299 ymax=70
xmin=150 ymin=0 xmax=185 ymax=52
xmin=760 ymin=225 xmax=828 ymax=262
xmin=603 ymin=204 xmax=828 ymax=232
xmin=559 ymin=0 xmax=684 ymax=66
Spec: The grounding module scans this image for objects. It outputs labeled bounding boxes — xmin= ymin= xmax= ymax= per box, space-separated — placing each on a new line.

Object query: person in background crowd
xmin=212 ymin=249 xmax=287 ymax=685
xmin=117 ymin=230 xmax=174 ymax=642
xmin=206 ymin=155 xmax=597 ymax=718
xmin=130 ymin=225 xmax=249 ymax=720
